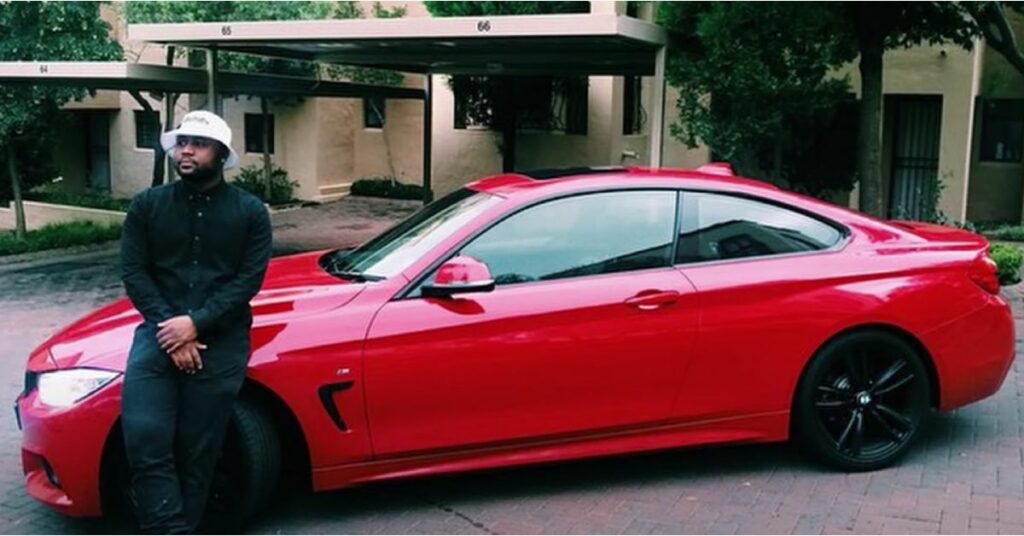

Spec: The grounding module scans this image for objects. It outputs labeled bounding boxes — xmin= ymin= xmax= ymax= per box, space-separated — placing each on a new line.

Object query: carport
xmin=0 ymin=61 xmax=426 ymax=187
xmin=128 ymin=13 xmax=669 ymax=200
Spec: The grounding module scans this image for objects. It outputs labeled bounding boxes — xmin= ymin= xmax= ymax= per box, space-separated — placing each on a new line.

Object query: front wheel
xmin=203 ymin=398 xmax=282 ymax=531
xmin=792 ymin=331 xmax=931 ymax=472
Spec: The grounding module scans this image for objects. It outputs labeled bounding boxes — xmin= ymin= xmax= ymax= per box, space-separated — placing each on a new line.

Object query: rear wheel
xmin=792 ymin=331 xmax=930 ymax=471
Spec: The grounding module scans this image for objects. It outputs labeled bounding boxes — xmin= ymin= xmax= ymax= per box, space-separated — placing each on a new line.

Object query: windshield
xmin=323 ymin=188 xmax=501 ymax=280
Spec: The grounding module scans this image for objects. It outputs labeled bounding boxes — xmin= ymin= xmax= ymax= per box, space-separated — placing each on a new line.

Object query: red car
xmin=17 ymin=166 xmax=1015 ymax=524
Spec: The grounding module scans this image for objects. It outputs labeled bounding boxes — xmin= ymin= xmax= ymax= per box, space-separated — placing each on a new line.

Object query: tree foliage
xmin=658 ymin=2 xmax=858 ymax=197
xmin=0 ymin=2 xmax=122 ymax=211
xmin=659 ymin=2 xmax=979 ymax=206
xmin=965 ymin=3 xmax=1024 ymax=79
xmin=126 ymin=1 xmax=336 ymax=77
xmin=424 ymin=2 xmax=589 ymax=17
xmin=126 ymin=1 xmax=404 ymax=86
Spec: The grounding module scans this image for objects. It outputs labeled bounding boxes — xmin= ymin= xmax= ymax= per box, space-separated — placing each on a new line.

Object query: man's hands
xmin=157 ymin=315 xmax=198 ymax=353
xmin=170 ymin=340 xmax=206 ymax=374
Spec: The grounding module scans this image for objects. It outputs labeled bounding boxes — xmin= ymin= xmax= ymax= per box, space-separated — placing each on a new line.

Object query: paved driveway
xmin=0 ymin=197 xmax=1021 ymax=534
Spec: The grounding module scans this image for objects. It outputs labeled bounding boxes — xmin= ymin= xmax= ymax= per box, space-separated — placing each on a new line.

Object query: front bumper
xmin=17 ymin=380 xmax=121 ymax=517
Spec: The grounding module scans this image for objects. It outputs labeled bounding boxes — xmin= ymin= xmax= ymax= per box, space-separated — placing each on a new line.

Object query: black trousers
xmin=121 ymin=324 xmax=249 ymax=534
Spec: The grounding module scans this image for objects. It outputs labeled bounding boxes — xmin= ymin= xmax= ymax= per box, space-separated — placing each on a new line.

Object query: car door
xmin=363 ymin=190 xmax=699 ymax=457
xmin=670 ymin=190 xmax=849 ymax=422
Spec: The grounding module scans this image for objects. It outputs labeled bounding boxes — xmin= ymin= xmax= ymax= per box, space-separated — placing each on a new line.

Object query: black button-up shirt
xmin=120 ymin=179 xmax=272 ymax=338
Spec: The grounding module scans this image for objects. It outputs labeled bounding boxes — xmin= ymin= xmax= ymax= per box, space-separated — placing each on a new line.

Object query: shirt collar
xmin=178 ymin=177 xmax=227 ymax=198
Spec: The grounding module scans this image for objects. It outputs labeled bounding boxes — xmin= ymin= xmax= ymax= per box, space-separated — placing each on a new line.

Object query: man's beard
xmin=176 ymin=162 xmax=221 ymax=185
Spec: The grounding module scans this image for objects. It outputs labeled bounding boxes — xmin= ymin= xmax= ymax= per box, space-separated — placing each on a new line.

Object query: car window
xmin=454 ymin=191 xmax=677 ymax=286
xmin=332 ymin=188 xmax=502 ymax=279
xmin=676 ymin=192 xmax=843 ymax=264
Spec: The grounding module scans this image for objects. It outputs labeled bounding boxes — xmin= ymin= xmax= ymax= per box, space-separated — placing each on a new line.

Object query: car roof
xmin=463 ymin=165 xmax=913 ymax=244
xmin=466 ymin=165 xmax=782 ymax=197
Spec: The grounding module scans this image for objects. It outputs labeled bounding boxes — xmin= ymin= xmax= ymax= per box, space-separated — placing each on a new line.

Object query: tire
xmin=792 ymin=330 xmax=931 ymax=472
xmin=103 ymin=399 xmax=282 ymax=531
xmin=203 ymin=398 xmax=282 ymax=532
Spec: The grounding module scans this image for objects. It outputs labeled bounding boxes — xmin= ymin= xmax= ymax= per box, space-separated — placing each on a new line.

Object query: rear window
xmin=676 ymin=192 xmax=843 ymax=264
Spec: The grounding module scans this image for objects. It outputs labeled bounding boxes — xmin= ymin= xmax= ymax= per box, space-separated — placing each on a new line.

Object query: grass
xmin=21 ymin=191 xmax=131 ymax=212
xmin=0 ymin=220 xmax=122 ymax=256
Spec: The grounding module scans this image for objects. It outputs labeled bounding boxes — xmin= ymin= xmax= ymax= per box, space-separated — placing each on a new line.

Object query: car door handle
xmin=624 ymin=290 xmax=680 ymax=310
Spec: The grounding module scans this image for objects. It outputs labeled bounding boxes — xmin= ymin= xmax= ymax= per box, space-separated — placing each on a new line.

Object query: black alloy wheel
xmin=793 ymin=331 xmax=930 ymax=471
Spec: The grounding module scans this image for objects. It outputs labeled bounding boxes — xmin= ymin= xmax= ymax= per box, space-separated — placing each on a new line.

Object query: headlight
xmin=36 ymin=369 xmax=120 ymax=408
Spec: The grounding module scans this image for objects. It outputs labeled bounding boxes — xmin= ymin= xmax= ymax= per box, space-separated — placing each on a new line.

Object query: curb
xmin=0 ymin=241 xmax=120 ymax=274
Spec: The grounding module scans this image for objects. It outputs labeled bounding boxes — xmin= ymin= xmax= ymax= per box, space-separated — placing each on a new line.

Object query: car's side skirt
xmin=311 ymin=410 xmax=789 ymax=492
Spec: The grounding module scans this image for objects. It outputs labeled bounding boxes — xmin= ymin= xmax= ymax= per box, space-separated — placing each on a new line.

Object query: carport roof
xmin=0 ymin=61 xmax=425 ymax=99
xmin=127 ymin=13 xmax=667 ymax=76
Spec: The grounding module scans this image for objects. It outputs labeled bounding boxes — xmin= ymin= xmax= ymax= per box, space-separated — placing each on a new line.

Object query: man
xmin=120 ymin=110 xmax=273 ymax=534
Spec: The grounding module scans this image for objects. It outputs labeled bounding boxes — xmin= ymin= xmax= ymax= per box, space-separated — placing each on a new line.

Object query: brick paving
xmin=0 ymin=197 xmax=1021 ymax=534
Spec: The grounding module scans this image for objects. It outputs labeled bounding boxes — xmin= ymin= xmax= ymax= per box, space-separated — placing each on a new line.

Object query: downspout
xmin=960 ymin=38 xmax=984 ymax=224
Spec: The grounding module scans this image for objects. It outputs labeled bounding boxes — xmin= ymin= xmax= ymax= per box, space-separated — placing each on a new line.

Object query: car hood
xmin=32 ymin=250 xmax=364 ymax=371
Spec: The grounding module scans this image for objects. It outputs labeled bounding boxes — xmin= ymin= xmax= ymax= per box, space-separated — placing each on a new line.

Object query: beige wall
xmin=838 ymin=43 xmax=978 ymax=220
xmin=968 ymin=11 xmax=1024 ymax=224
xmin=353 ymin=97 xmax=426 ymax=184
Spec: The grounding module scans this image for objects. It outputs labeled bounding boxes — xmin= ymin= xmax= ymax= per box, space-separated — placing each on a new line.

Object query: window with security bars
xmin=244 ymin=113 xmax=275 ymax=154
xmin=134 ymin=111 xmax=160 ymax=150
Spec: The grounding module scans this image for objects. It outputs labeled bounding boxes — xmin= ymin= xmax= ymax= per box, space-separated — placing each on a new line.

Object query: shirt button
xmin=189 ymin=283 xmax=194 ymax=288
xmin=192 ymin=260 xmax=198 ymax=265
xmin=187 ymin=309 xmax=192 ymax=313
xmin=198 ymin=212 xmax=203 ymax=217
xmin=194 ymin=236 xmax=199 ymax=241
xmin=206 ymin=196 xmax=211 ymax=201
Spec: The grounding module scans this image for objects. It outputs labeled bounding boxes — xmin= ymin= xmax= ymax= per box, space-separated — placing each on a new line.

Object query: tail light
xmin=969 ymin=253 xmax=1000 ymax=294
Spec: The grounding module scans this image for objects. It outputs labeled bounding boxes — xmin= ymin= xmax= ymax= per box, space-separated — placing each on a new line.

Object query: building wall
xmin=836 ymin=43 xmax=978 ymax=221
xmin=352 ymin=95 xmax=426 ymax=185
xmin=967 ymin=11 xmax=1024 ymax=224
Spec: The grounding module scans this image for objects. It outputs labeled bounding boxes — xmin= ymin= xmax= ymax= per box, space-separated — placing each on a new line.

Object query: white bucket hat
xmin=160 ymin=110 xmax=240 ymax=170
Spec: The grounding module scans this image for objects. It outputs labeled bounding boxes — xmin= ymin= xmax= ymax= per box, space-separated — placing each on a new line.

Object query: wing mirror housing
xmin=422 ymin=255 xmax=495 ymax=298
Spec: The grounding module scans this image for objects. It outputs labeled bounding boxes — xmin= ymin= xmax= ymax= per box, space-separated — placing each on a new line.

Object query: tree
xmin=424 ymin=1 xmax=590 ymax=172
xmin=657 ymin=2 xmax=860 ymax=198
xmin=0 ymin=3 xmax=122 ymax=240
xmin=964 ymin=3 xmax=1024 ymax=75
xmin=835 ymin=3 xmax=976 ymax=217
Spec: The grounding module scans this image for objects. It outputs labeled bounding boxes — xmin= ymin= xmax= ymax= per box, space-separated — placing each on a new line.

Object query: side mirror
xmin=422 ymin=255 xmax=495 ymax=298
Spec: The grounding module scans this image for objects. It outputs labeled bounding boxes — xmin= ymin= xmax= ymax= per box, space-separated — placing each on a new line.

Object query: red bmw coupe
xmin=17 ymin=166 xmax=1015 ymax=523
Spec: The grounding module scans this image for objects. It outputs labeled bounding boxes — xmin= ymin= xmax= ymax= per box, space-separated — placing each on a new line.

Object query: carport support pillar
xmin=649 ymin=45 xmax=667 ymax=168
xmin=206 ymin=47 xmax=221 ymax=116
xmin=422 ymin=74 xmax=433 ymax=204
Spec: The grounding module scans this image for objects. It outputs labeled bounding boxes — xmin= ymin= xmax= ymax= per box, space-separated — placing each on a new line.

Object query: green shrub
xmin=0 ymin=220 xmax=122 ymax=256
xmin=991 ymin=243 xmax=1024 ymax=286
xmin=24 ymin=189 xmax=131 ymax=212
xmin=232 ymin=165 xmax=298 ymax=205
xmin=350 ymin=177 xmax=423 ymax=200
xmin=982 ymin=225 xmax=1024 ymax=243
